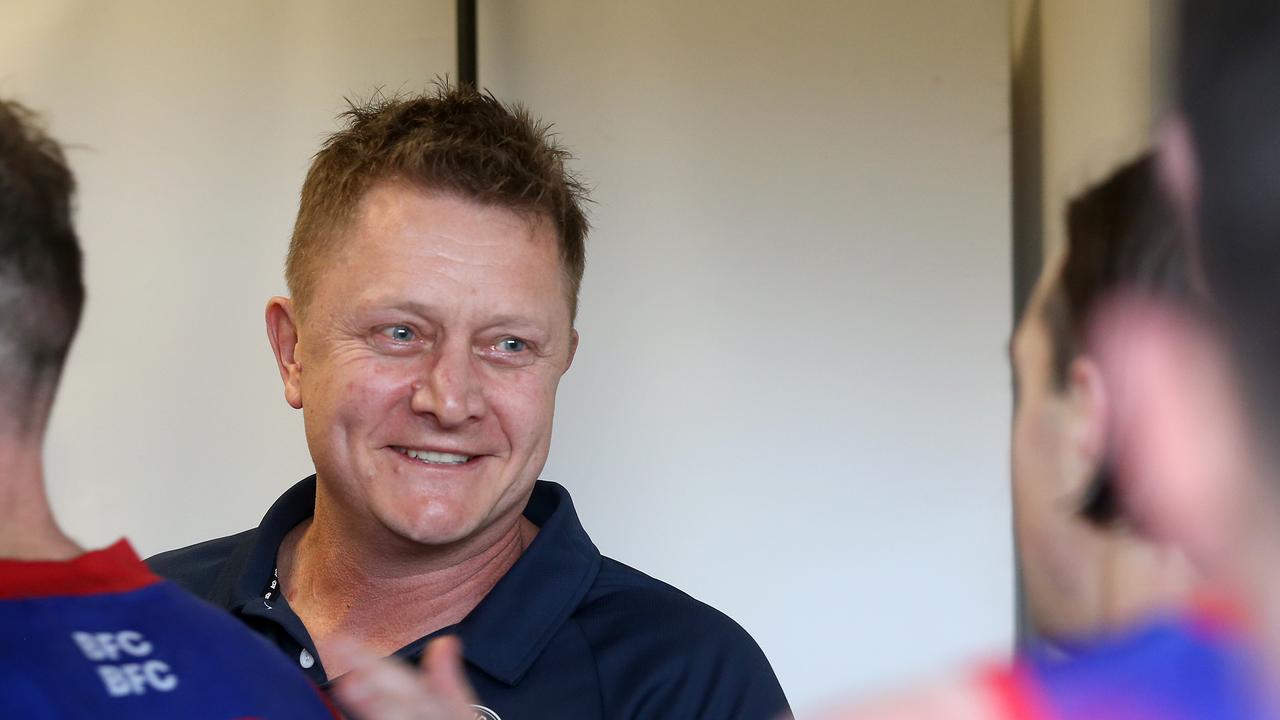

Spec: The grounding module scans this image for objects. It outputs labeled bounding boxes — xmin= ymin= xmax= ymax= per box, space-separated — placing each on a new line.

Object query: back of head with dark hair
xmin=1178 ymin=0 xmax=1280 ymax=451
xmin=1043 ymin=154 xmax=1196 ymax=524
xmin=0 ymin=100 xmax=83 ymax=426
xmin=287 ymin=84 xmax=589 ymax=321
xmin=1047 ymin=155 xmax=1195 ymax=390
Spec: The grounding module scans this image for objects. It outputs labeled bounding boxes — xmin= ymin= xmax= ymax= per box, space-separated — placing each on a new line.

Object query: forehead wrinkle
xmin=362 ymin=179 xmax=548 ymax=242
xmin=358 ymin=180 xmax=560 ymax=250
xmin=346 ymin=262 xmax=560 ymax=330
xmin=358 ymin=214 xmax=551 ymax=277
xmin=322 ymin=183 xmax=570 ymax=324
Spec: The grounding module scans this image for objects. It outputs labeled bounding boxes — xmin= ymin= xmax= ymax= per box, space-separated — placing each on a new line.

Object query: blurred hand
xmin=799 ymin=677 xmax=997 ymax=720
xmin=1090 ymin=294 xmax=1249 ymax=569
xmin=329 ymin=635 xmax=479 ymax=720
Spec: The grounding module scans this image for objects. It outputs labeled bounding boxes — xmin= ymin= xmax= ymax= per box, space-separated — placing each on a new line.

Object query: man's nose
xmin=410 ymin=340 xmax=486 ymax=427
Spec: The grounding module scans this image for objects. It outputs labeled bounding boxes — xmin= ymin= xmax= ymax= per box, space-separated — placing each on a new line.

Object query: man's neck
xmin=277 ymin=488 xmax=538 ymax=677
xmin=1099 ymin=534 xmax=1195 ymax=631
xmin=0 ymin=435 xmax=80 ymax=561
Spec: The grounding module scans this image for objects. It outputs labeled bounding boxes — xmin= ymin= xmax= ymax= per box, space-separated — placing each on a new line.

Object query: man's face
xmin=288 ymin=182 xmax=576 ymax=547
xmin=1010 ymin=253 xmax=1107 ymax=639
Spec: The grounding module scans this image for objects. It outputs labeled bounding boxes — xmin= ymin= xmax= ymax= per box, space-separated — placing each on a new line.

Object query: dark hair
xmin=0 ymin=100 xmax=83 ymax=420
xmin=286 ymin=84 xmax=590 ymax=320
xmin=1043 ymin=154 xmax=1196 ymax=524
xmin=1177 ymin=0 xmax=1280 ymax=447
xmin=1046 ymin=155 xmax=1195 ymax=389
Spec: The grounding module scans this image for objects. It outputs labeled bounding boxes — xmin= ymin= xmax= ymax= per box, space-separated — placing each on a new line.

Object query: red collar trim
xmin=0 ymin=539 xmax=160 ymax=600
xmin=1188 ymin=590 xmax=1248 ymax=633
xmin=980 ymin=662 xmax=1055 ymax=720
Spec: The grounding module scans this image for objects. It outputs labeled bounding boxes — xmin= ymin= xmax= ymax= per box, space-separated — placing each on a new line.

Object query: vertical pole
xmin=1010 ymin=0 xmax=1044 ymax=650
xmin=457 ymin=0 xmax=478 ymax=88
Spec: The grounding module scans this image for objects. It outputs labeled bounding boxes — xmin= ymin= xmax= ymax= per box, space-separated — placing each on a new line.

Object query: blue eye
xmin=497 ymin=337 xmax=527 ymax=353
xmin=383 ymin=325 xmax=415 ymax=342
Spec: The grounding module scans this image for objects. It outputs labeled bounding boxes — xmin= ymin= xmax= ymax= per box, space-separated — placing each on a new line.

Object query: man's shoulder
xmin=581 ymin=556 xmax=746 ymax=631
xmin=572 ymin=556 xmax=789 ymax=717
xmin=578 ymin=556 xmax=768 ymax=657
xmin=146 ymin=528 xmax=258 ymax=600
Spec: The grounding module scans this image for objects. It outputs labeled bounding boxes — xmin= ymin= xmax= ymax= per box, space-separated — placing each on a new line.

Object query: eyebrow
xmin=478 ymin=315 xmax=553 ymax=338
xmin=386 ymin=300 xmax=439 ymax=318
xmin=386 ymin=303 xmax=552 ymax=336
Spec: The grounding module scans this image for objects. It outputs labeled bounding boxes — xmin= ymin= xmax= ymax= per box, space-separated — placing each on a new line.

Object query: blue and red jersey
xmin=986 ymin=607 xmax=1269 ymax=720
xmin=0 ymin=540 xmax=337 ymax=719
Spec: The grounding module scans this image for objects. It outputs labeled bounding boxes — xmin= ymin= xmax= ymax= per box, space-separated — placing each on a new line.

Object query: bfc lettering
xmin=71 ymin=631 xmax=179 ymax=697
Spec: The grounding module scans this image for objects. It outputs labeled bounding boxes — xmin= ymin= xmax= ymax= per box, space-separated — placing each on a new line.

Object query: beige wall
xmin=4 ymin=1 xmax=1011 ymax=709
xmin=1012 ymin=0 xmax=1158 ymax=257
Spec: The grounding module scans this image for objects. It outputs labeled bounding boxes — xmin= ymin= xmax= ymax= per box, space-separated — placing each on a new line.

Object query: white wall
xmin=3 ymin=1 xmax=1011 ymax=709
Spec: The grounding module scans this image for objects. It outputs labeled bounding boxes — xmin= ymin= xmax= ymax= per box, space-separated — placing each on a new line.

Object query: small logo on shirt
xmin=471 ymin=705 xmax=502 ymax=720
xmin=71 ymin=630 xmax=179 ymax=697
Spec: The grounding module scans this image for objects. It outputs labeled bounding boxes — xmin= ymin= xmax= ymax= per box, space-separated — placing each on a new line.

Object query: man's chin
xmin=371 ymin=496 xmax=494 ymax=549
xmin=357 ymin=465 xmax=535 ymax=549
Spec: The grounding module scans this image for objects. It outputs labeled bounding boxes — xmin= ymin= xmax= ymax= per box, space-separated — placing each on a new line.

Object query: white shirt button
xmin=299 ymin=648 xmax=315 ymax=669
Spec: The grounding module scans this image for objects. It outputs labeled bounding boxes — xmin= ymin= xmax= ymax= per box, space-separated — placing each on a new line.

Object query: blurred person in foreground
xmin=1008 ymin=1 xmax=1280 ymax=716
xmin=822 ymin=0 xmax=1280 ymax=717
xmin=0 ymin=99 xmax=338 ymax=718
xmin=1010 ymin=157 xmax=1197 ymax=649
xmin=811 ymin=154 xmax=1215 ymax=720
xmin=148 ymin=84 xmax=788 ymax=719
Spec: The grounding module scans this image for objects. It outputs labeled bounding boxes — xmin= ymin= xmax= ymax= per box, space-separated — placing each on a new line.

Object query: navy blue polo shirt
xmin=148 ymin=477 xmax=789 ymax=719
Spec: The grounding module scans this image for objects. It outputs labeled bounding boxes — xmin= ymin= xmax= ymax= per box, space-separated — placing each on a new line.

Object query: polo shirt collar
xmin=455 ymin=480 xmax=601 ymax=684
xmin=223 ymin=476 xmax=317 ymax=608
xmin=226 ymin=476 xmax=602 ymax=686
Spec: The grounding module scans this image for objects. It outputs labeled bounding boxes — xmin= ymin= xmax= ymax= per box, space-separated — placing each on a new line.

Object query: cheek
xmin=486 ymin=372 xmax=559 ymax=449
xmin=1011 ymin=397 xmax=1069 ymax=536
xmin=1014 ymin=393 xmax=1069 ymax=468
xmin=305 ymin=358 xmax=416 ymax=429
xmin=1012 ymin=399 xmax=1050 ymax=489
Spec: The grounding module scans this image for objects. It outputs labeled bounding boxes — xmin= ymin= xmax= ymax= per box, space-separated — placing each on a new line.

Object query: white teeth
xmin=397 ymin=447 xmax=470 ymax=465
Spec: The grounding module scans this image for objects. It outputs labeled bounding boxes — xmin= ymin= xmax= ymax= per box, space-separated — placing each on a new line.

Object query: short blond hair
xmin=286 ymin=85 xmax=590 ymax=319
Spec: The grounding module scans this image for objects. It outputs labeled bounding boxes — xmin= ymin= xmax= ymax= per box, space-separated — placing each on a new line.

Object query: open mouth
xmin=392 ymin=446 xmax=472 ymax=465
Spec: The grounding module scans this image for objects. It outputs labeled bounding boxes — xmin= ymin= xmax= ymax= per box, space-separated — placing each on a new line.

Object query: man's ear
xmin=564 ymin=328 xmax=580 ymax=373
xmin=265 ymin=297 xmax=304 ymax=410
xmin=1067 ymin=356 xmax=1110 ymax=486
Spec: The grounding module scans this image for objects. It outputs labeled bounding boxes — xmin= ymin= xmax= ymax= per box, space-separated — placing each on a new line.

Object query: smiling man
xmin=149 ymin=87 xmax=788 ymax=719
